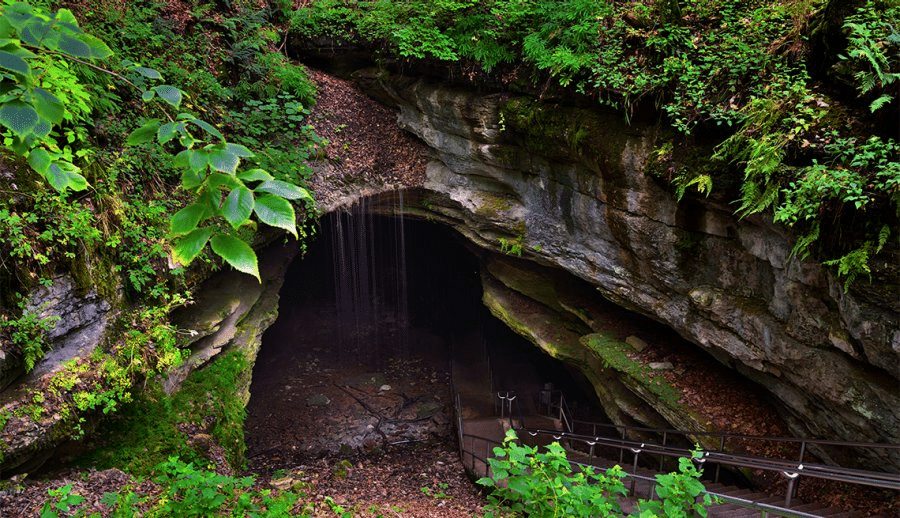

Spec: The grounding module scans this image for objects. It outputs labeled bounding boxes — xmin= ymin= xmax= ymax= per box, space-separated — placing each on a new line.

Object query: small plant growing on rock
xmin=2 ymin=300 xmax=60 ymax=372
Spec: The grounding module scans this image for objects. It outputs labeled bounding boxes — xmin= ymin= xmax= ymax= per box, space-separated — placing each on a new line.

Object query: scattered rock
xmin=625 ymin=335 xmax=648 ymax=352
xmin=415 ymin=401 xmax=443 ymax=419
xmin=307 ymin=394 xmax=331 ymax=406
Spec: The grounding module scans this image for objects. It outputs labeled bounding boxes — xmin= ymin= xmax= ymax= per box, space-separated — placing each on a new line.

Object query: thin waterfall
xmin=328 ymin=195 xmax=411 ymax=367
xmin=396 ymin=191 xmax=409 ymax=357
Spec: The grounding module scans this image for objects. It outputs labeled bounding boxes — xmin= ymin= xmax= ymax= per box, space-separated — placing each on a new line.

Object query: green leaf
xmin=53 ymin=8 xmax=81 ymax=28
xmin=27 ymin=148 xmax=50 ymax=174
xmin=180 ymin=168 xmax=205 ymax=190
xmin=170 ymin=203 xmax=208 ymax=237
xmin=0 ymin=49 xmax=30 ymax=77
xmin=157 ymin=122 xmax=178 ymax=144
xmin=173 ymin=150 xmax=190 ymax=169
xmin=18 ymin=19 xmax=52 ymax=47
xmin=254 ymin=194 xmax=297 ymax=237
xmin=225 ymin=142 xmax=253 ymax=158
xmin=4 ymin=3 xmax=34 ymax=32
xmin=475 ymin=477 xmax=495 ymax=488
xmin=222 ymin=186 xmax=254 ymax=229
xmin=187 ymin=149 xmax=209 ymax=172
xmin=132 ymin=66 xmax=162 ymax=79
xmin=870 ymin=94 xmax=892 ymax=112
xmin=153 ymin=85 xmax=183 ymax=108
xmin=237 ymin=168 xmax=273 ymax=182
xmin=32 ymin=88 xmax=65 ymax=124
xmin=172 ymin=227 xmax=215 ymax=266
xmin=65 ymin=169 xmax=88 ymax=191
xmin=57 ymin=32 xmax=92 ymax=58
xmin=126 ymin=119 xmax=161 ymax=145
xmin=255 ymin=180 xmax=312 ymax=201
xmin=207 ymin=146 xmax=239 ymax=173
xmin=210 ymin=234 xmax=260 ymax=281
xmin=507 ymin=477 xmax=530 ymax=495
xmin=31 ymin=118 xmax=50 ymax=139
xmin=141 ymin=90 xmax=155 ymax=101
xmin=207 ymin=172 xmax=240 ymax=191
xmin=73 ymin=32 xmax=113 ymax=59
xmin=0 ymin=100 xmax=38 ymax=137
xmin=45 ymin=162 xmax=86 ymax=192
xmin=187 ymin=118 xmax=225 ymax=142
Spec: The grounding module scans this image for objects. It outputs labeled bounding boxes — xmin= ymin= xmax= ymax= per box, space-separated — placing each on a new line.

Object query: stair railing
xmin=513 ymin=389 xmax=900 ymax=509
xmin=516 ymin=425 xmax=900 ymax=508
xmin=539 ymin=389 xmax=574 ymax=433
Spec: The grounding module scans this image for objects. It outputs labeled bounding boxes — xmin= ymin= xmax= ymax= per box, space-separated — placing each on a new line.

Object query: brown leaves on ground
xmin=304 ymin=69 xmax=428 ymax=210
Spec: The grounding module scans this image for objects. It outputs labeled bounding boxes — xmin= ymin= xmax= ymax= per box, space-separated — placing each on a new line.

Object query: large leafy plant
xmin=127 ymin=109 xmax=312 ymax=281
xmin=0 ymin=1 xmax=110 ymax=191
xmin=0 ymin=1 xmax=313 ymax=282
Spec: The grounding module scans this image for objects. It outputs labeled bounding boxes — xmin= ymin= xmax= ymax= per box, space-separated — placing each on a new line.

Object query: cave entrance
xmin=244 ymin=199 xmax=602 ymax=469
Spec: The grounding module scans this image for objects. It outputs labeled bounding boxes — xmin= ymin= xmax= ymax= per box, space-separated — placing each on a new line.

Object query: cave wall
xmin=348 ymin=74 xmax=899 ymax=465
xmin=0 ymin=241 xmax=295 ymax=474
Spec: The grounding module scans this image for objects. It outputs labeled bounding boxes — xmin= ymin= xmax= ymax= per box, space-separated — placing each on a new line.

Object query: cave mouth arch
xmin=243 ymin=198 xmax=606 ymax=467
xmin=242 ymin=192 xmax=784 ymax=474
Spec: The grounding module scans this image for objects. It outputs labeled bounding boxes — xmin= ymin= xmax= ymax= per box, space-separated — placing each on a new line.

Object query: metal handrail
xmin=456 ymin=423 xmax=833 ymax=518
xmin=452 ymin=386 xmax=891 ymax=517
xmin=541 ymin=388 xmax=574 ymax=433
xmin=517 ymin=426 xmax=900 ymax=508
xmin=539 ymin=390 xmax=900 ymax=470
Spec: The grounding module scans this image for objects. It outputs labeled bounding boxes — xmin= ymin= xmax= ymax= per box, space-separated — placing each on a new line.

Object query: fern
xmin=675 ymin=173 xmax=713 ymax=200
xmin=789 ymin=223 xmax=820 ymax=260
xmin=841 ymin=1 xmax=900 ymax=112
xmin=869 ymin=94 xmax=893 ymax=112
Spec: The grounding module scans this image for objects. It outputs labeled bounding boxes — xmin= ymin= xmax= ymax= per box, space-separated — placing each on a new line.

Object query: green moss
xmin=76 ymin=349 xmax=251 ymax=475
xmin=499 ymin=97 xmax=631 ymax=169
xmin=14 ymin=403 xmax=44 ymax=422
xmin=581 ymin=333 xmax=683 ymax=409
xmin=474 ymin=192 xmax=514 ymax=219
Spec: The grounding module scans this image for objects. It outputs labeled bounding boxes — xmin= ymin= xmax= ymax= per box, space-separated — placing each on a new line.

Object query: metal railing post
xmin=630 ymin=444 xmax=644 ymax=495
xmin=659 ymin=431 xmax=667 ymax=472
xmin=715 ymin=435 xmax=725 ymax=483
xmin=782 ymin=467 xmax=802 ymax=508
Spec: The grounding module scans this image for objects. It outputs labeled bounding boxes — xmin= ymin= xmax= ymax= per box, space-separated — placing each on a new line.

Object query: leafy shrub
xmin=40 ymin=457 xmax=302 ymax=517
xmin=840 ymin=0 xmax=900 ymax=112
xmin=478 ymin=429 xmax=715 ymax=518
xmin=636 ymin=450 xmax=715 ymax=518
xmin=150 ymin=457 xmax=297 ymax=517
xmin=293 ymin=0 xmax=898 ymax=287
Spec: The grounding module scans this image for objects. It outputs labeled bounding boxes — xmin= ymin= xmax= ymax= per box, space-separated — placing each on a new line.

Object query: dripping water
xmin=329 ymin=196 xmax=410 ymax=367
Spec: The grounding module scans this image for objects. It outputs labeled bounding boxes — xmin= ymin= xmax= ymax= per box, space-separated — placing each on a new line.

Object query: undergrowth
xmin=77 ymin=349 xmax=250 ymax=475
xmin=0 ymin=0 xmax=322 ymax=456
xmin=478 ymin=429 xmax=715 ymax=518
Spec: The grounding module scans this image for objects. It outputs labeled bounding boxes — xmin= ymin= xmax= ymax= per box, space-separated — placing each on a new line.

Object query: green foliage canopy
xmin=0 ymin=0 xmax=315 ymax=282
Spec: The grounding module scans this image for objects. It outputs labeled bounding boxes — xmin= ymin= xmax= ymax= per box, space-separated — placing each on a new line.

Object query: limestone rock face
xmin=357 ymin=76 xmax=899 ymax=466
xmin=0 ymin=274 xmax=114 ymax=473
